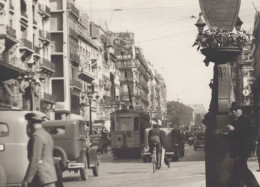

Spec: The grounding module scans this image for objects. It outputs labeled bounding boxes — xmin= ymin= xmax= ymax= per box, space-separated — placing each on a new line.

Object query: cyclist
xmin=148 ymin=121 xmax=164 ymax=169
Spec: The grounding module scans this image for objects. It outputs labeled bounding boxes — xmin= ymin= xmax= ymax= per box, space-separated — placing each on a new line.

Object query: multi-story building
xmin=50 ymin=0 xmax=100 ymax=120
xmin=0 ymin=0 xmax=54 ymax=117
xmin=113 ymin=32 xmax=151 ymax=111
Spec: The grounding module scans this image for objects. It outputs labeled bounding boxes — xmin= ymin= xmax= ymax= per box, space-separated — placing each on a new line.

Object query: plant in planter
xmin=193 ymin=29 xmax=251 ymax=51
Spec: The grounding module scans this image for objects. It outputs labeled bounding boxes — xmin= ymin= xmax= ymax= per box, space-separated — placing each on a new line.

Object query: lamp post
xmin=194 ymin=11 xmax=244 ymax=186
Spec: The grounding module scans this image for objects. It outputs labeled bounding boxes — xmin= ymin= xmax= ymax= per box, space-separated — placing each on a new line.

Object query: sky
xmin=77 ymin=0 xmax=260 ymax=111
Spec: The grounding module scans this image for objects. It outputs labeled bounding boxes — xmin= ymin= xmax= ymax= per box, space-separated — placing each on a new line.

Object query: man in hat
xmin=227 ymin=101 xmax=259 ymax=187
xmin=23 ymin=112 xmax=57 ymax=187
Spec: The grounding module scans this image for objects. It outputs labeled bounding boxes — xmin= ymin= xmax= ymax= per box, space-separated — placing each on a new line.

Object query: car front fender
xmin=87 ymin=146 xmax=99 ymax=168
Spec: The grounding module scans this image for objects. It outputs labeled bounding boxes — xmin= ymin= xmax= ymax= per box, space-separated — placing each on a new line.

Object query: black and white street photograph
xmin=1 ymin=0 xmax=260 ymax=186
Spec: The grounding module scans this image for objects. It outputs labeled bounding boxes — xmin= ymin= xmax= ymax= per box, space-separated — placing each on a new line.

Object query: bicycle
xmin=152 ymin=143 xmax=161 ymax=173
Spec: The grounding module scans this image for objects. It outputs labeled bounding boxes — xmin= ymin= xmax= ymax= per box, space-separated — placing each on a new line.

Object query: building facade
xmin=0 ymin=0 xmax=54 ymax=118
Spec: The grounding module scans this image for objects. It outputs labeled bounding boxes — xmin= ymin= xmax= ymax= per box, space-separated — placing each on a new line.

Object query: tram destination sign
xmin=199 ymin=0 xmax=241 ymax=31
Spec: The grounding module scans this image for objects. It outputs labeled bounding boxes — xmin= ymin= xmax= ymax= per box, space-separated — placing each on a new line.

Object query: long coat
xmin=228 ymin=115 xmax=253 ymax=158
xmin=24 ymin=128 xmax=57 ymax=185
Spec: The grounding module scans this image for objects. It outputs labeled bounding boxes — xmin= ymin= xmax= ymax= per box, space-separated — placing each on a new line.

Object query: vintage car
xmin=0 ymin=109 xmax=63 ymax=186
xmin=194 ymin=132 xmax=206 ymax=150
xmin=43 ymin=120 xmax=100 ymax=180
xmin=141 ymin=128 xmax=185 ymax=164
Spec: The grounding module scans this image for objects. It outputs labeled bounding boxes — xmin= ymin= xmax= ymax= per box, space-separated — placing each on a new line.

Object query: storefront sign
xmin=199 ymin=0 xmax=241 ymax=31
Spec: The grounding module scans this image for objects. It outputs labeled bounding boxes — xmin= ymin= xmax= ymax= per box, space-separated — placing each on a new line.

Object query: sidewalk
xmin=191 ymin=158 xmax=260 ymax=187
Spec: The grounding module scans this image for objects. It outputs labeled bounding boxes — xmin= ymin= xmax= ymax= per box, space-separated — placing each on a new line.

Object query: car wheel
xmin=80 ymin=155 xmax=88 ymax=181
xmin=92 ymin=153 xmax=100 ymax=177
xmin=0 ymin=164 xmax=6 ymax=187
xmin=143 ymin=157 xmax=147 ymax=163
xmin=53 ymin=146 xmax=68 ymax=171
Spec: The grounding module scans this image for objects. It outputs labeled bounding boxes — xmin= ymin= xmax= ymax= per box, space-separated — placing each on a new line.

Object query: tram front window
xmin=116 ymin=117 xmax=133 ymax=131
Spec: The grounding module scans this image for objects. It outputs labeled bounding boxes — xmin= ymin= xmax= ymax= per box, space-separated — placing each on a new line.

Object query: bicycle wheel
xmin=153 ymin=146 xmax=157 ymax=173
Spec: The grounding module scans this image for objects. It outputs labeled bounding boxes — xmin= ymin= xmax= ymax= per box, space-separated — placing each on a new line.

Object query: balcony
xmin=39 ymin=58 xmax=55 ymax=74
xmin=78 ymin=69 xmax=94 ymax=82
xmin=20 ymin=12 xmax=29 ymax=28
xmin=19 ymin=38 xmax=33 ymax=55
xmin=41 ymin=92 xmax=55 ymax=104
xmin=0 ymin=56 xmax=26 ymax=81
xmin=0 ymin=25 xmax=18 ymax=48
xmin=70 ymin=53 xmax=80 ymax=65
xmin=116 ymin=61 xmax=136 ymax=69
xmin=38 ymin=4 xmax=51 ymax=18
xmin=39 ymin=30 xmax=51 ymax=44
xmin=33 ymin=45 xmax=41 ymax=55
xmin=67 ymin=3 xmax=79 ymax=17
xmin=69 ymin=27 xmax=78 ymax=40
xmin=70 ymin=79 xmax=82 ymax=90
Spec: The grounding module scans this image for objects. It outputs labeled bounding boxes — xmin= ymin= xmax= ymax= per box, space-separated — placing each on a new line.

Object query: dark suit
xmin=148 ymin=128 xmax=164 ymax=155
xmin=24 ymin=128 xmax=57 ymax=187
xmin=228 ymin=115 xmax=259 ymax=187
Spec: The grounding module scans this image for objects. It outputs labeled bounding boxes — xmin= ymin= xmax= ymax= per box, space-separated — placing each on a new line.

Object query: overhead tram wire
xmin=81 ymin=5 xmax=197 ymax=12
xmin=133 ymin=17 xmax=192 ymax=32
xmin=138 ymin=29 xmax=196 ymax=44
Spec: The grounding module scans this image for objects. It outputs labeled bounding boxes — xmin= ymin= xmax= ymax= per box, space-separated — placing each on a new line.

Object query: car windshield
xmin=0 ymin=123 xmax=9 ymax=137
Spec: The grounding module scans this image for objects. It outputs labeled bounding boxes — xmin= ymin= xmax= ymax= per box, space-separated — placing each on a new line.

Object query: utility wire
xmin=138 ymin=29 xmax=196 ymax=43
xmin=133 ymin=17 xmax=191 ymax=32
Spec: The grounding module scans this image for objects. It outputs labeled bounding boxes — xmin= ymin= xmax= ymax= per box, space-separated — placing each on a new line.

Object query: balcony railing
xmin=20 ymin=38 xmax=32 ymax=50
xmin=39 ymin=30 xmax=51 ymax=41
xmin=67 ymin=3 xmax=79 ymax=17
xmin=70 ymin=79 xmax=82 ymax=90
xmin=41 ymin=92 xmax=54 ymax=103
xmin=69 ymin=27 xmax=78 ymax=40
xmin=33 ymin=45 xmax=41 ymax=54
xmin=38 ymin=4 xmax=51 ymax=18
xmin=0 ymin=25 xmax=16 ymax=39
xmin=40 ymin=58 xmax=55 ymax=73
xmin=70 ymin=52 xmax=80 ymax=65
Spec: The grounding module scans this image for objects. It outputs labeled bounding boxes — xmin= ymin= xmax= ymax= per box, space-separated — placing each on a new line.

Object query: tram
xmin=110 ymin=109 xmax=151 ymax=157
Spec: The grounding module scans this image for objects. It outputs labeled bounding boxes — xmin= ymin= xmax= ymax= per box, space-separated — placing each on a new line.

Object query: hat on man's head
xmin=25 ymin=112 xmax=44 ymax=122
xmin=230 ymin=101 xmax=242 ymax=110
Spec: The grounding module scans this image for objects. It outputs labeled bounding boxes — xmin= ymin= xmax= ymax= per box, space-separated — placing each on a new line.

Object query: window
xmin=0 ymin=123 xmax=9 ymax=137
xmin=44 ymin=126 xmax=65 ymax=135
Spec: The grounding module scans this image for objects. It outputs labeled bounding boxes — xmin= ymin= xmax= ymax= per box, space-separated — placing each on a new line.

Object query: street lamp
xmin=195 ymin=13 xmax=206 ymax=33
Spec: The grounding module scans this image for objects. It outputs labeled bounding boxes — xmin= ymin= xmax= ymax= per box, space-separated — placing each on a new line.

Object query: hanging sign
xmin=199 ymin=0 xmax=241 ymax=31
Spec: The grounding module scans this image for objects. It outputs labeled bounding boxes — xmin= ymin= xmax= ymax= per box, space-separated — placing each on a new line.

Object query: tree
xmin=167 ymin=101 xmax=193 ymax=129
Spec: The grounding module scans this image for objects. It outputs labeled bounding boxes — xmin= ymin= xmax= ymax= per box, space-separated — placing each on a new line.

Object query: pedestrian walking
xmin=226 ymin=101 xmax=259 ymax=187
xmin=23 ymin=112 xmax=57 ymax=187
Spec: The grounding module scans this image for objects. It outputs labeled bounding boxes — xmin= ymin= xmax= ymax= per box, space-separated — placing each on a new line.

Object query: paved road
xmin=63 ymin=144 xmax=207 ymax=187
xmin=62 ymin=144 xmax=260 ymax=187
